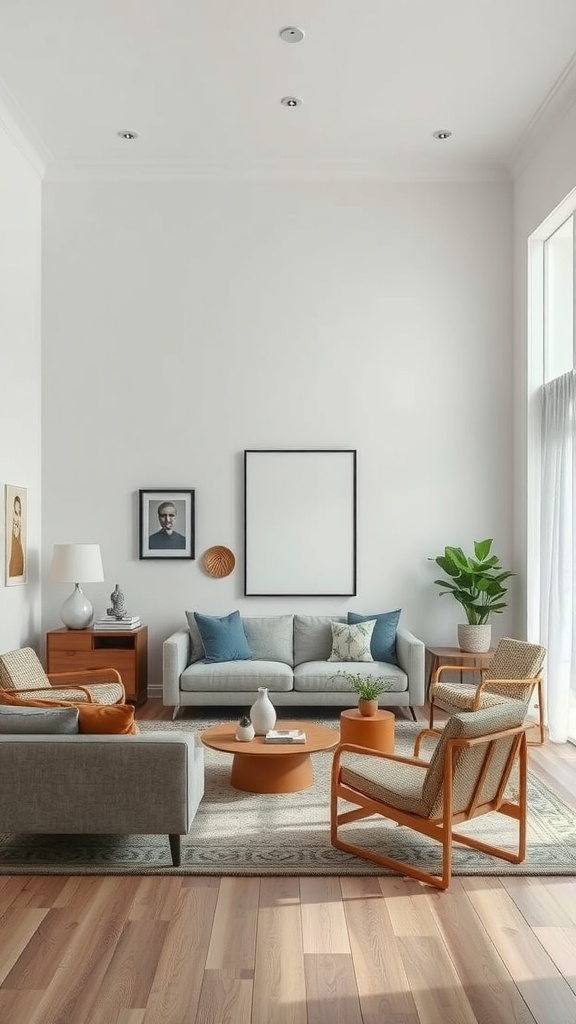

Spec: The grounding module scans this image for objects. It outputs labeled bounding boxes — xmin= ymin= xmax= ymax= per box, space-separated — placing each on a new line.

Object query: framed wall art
xmin=5 ymin=484 xmax=27 ymax=586
xmin=244 ymin=449 xmax=357 ymax=596
xmin=139 ymin=489 xmax=195 ymax=560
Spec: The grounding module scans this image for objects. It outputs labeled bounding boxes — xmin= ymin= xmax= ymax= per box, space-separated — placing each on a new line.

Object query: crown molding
xmin=509 ymin=50 xmax=576 ymax=179
xmin=43 ymin=156 xmax=510 ymax=184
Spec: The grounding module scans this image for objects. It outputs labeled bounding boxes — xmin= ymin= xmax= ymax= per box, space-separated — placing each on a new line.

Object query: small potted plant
xmin=430 ymin=538 xmax=515 ymax=652
xmin=335 ymin=671 xmax=391 ymax=717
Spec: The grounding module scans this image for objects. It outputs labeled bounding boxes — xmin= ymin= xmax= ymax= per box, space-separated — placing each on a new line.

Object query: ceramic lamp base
xmin=60 ymin=584 xmax=94 ymax=630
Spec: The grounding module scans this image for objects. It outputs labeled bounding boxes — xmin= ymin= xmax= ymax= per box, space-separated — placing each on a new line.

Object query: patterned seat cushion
xmin=340 ymin=754 xmax=429 ymax=816
xmin=432 ymin=681 xmax=509 ymax=711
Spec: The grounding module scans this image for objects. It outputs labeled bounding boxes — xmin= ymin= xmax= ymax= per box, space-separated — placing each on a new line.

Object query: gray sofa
xmin=163 ymin=613 xmax=425 ymax=719
xmin=0 ymin=711 xmax=205 ymax=866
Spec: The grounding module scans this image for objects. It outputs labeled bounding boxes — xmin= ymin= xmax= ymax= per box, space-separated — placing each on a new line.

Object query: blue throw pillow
xmin=347 ymin=609 xmax=401 ymax=665
xmin=193 ymin=610 xmax=253 ymax=664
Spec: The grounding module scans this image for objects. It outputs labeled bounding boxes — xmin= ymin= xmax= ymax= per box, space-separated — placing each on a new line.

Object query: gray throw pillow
xmin=0 ymin=705 xmax=80 ymax=734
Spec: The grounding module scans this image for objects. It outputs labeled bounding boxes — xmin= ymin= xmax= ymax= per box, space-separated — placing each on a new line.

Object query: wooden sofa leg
xmin=169 ymin=834 xmax=181 ymax=866
xmin=407 ymin=706 xmax=417 ymax=721
xmin=172 ymin=706 xmax=181 ymax=721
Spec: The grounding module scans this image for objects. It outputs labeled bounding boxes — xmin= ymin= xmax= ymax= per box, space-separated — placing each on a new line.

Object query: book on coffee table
xmin=265 ymin=729 xmax=306 ymax=744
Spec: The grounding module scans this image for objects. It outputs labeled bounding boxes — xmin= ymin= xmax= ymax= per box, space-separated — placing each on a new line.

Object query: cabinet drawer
xmin=48 ymin=649 xmax=133 ymax=673
xmin=48 ymin=633 xmax=93 ymax=652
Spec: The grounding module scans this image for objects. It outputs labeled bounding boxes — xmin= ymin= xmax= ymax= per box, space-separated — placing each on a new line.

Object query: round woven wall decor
xmin=203 ymin=545 xmax=235 ymax=578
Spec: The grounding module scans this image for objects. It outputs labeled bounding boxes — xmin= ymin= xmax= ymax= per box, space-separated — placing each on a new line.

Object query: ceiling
xmin=1 ymin=0 xmax=576 ymax=181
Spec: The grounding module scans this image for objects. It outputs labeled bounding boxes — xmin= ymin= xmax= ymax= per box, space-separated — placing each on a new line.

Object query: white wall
xmin=0 ymin=119 xmax=42 ymax=654
xmin=41 ymin=179 xmax=513 ymax=687
xmin=512 ymin=102 xmax=576 ymax=634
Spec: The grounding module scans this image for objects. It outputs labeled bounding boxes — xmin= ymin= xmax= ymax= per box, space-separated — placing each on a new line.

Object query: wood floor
xmin=0 ymin=700 xmax=574 ymax=1024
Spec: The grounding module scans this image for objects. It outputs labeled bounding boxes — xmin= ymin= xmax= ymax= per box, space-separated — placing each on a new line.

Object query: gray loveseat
xmin=163 ymin=613 xmax=425 ymax=719
xmin=0 ymin=706 xmax=205 ymax=866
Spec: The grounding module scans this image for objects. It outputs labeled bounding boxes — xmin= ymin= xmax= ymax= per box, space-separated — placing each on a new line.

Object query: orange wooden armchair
xmin=415 ymin=637 xmax=546 ymax=754
xmin=331 ymin=703 xmax=530 ymax=890
xmin=0 ymin=647 xmax=125 ymax=705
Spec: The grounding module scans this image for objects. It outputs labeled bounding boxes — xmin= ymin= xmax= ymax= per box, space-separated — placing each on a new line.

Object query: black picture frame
xmin=244 ymin=449 xmax=357 ymax=596
xmin=139 ymin=489 xmax=195 ymax=560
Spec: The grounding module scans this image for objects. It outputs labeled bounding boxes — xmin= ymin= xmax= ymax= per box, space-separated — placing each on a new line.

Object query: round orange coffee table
xmin=339 ymin=708 xmax=395 ymax=753
xmin=201 ymin=720 xmax=339 ymax=793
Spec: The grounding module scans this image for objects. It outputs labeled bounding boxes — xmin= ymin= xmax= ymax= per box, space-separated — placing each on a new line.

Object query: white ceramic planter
xmin=235 ymin=720 xmax=255 ymax=742
xmin=457 ymin=623 xmax=492 ymax=653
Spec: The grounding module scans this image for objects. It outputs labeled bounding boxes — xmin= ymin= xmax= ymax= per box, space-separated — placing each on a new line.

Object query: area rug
xmin=1 ymin=716 xmax=575 ymax=876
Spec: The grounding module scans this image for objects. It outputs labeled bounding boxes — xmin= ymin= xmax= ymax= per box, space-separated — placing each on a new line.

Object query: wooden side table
xmin=46 ymin=626 xmax=148 ymax=706
xmin=426 ymin=645 xmax=496 ymax=699
xmin=339 ymin=708 xmax=395 ymax=753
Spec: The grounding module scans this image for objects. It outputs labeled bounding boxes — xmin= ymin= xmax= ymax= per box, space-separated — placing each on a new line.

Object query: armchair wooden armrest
xmin=473 ymin=674 xmax=543 ymax=710
xmin=12 ymin=682 xmax=97 ymax=702
xmin=47 ymin=667 xmax=123 ymax=687
xmin=433 ymin=663 xmax=487 ymax=685
xmin=333 ymin=741 xmax=430 ymax=775
xmin=47 ymin=668 xmax=126 ymax=703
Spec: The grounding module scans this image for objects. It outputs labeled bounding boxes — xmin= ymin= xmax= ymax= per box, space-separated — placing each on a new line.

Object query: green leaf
xmin=474 ymin=538 xmax=493 ymax=560
xmin=435 ymin=556 xmax=459 ymax=578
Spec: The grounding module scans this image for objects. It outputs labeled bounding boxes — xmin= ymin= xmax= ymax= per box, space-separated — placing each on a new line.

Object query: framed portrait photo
xmin=5 ymin=484 xmax=28 ymax=586
xmin=139 ymin=489 xmax=195 ymax=560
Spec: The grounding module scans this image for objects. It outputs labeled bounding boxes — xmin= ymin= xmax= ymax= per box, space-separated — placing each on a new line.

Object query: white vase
xmin=250 ymin=687 xmax=277 ymax=735
xmin=458 ymin=623 xmax=492 ymax=653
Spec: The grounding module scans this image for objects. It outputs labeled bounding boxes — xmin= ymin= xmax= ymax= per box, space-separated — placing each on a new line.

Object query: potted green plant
xmin=430 ymin=538 xmax=515 ymax=652
xmin=334 ymin=671 xmax=391 ymax=717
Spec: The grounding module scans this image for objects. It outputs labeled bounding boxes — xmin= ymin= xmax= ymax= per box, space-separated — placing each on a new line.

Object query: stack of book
xmin=93 ymin=615 xmax=141 ymax=630
xmin=265 ymin=729 xmax=306 ymax=744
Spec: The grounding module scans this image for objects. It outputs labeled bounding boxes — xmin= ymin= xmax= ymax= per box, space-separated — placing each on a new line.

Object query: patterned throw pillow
xmin=347 ymin=609 xmax=401 ymax=664
xmin=327 ymin=620 xmax=376 ymax=662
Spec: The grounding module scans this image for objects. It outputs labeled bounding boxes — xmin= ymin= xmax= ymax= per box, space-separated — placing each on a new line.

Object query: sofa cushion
xmin=76 ymin=704 xmax=139 ymax=734
xmin=328 ymin=620 xmax=375 ymax=662
xmin=193 ymin=610 xmax=253 ymax=663
xmin=0 ymin=689 xmax=139 ymax=734
xmin=0 ymin=704 xmax=80 ymax=734
xmin=181 ymin=659 xmax=293 ymax=693
xmin=294 ymin=661 xmax=409 ymax=694
xmin=185 ymin=611 xmax=206 ymax=663
xmin=348 ymin=609 xmax=401 ymax=665
xmin=242 ymin=615 xmax=294 ymax=666
xmin=293 ymin=615 xmax=345 ymax=666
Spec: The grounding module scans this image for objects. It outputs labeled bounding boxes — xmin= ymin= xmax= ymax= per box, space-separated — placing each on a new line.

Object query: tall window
xmin=532 ymin=210 xmax=576 ymax=744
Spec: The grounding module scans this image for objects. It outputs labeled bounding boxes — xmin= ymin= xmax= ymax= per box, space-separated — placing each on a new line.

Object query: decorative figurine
xmin=107 ymin=584 xmax=126 ymax=620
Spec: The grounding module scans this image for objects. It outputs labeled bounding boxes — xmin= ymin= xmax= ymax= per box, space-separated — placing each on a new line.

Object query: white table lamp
xmin=52 ymin=543 xmax=104 ymax=629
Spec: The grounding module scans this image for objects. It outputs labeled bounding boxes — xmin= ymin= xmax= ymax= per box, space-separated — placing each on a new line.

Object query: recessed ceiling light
xmin=281 ymin=96 xmax=302 ymax=108
xmin=433 ymin=130 xmax=452 ymax=140
xmin=279 ymin=26 xmax=305 ymax=43
xmin=117 ymin=130 xmax=139 ymax=140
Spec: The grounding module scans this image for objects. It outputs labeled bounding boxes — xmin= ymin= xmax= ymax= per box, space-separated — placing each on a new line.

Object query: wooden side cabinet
xmin=46 ymin=626 xmax=148 ymax=706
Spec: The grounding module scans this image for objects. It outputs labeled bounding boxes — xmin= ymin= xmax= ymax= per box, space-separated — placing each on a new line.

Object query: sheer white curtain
xmin=540 ymin=370 xmax=576 ymax=743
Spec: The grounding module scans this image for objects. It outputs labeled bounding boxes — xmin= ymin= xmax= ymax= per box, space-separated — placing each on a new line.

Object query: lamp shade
xmin=52 ymin=543 xmax=104 ymax=583
xmin=52 ymin=544 xmax=104 ymax=630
